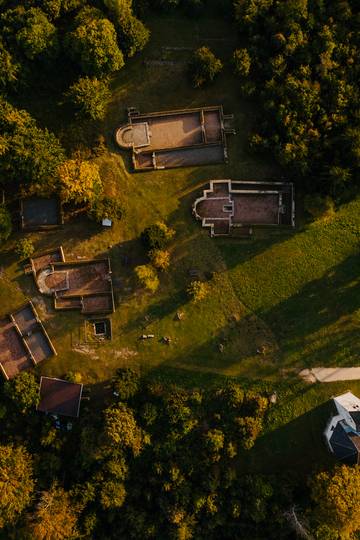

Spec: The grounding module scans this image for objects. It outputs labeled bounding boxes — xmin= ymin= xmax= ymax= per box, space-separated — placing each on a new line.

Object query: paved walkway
xmin=300 ymin=367 xmax=360 ymax=383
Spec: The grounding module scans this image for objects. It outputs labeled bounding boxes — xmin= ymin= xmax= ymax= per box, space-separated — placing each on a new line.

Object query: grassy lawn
xmin=1 ymin=13 xmax=359 ymax=474
xmin=1 ymin=14 xmax=282 ymax=384
xmin=219 ymin=199 xmax=360 ymax=371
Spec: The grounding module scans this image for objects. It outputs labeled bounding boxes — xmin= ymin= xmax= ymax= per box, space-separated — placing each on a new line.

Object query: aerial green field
xmin=1 ymin=2 xmax=360 ymax=538
xmin=1 ymin=15 xmax=359 ymax=469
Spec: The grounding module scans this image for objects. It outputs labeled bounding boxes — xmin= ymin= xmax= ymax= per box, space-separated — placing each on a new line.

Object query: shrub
xmin=67 ymin=77 xmax=111 ymax=121
xmin=187 ymin=280 xmax=210 ymax=303
xmin=233 ymin=48 xmax=251 ymax=77
xmin=0 ymin=205 xmax=12 ymax=243
xmin=148 ymin=248 xmax=170 ymax=271
xmin=65 ymin=372 xmax=83 ymax=384
xmin=88 ymin=196 xmax=123 ymax=222
xmin=141 ymin=221 xmax=175 ymax=250
xmin=113 ymin=368 xmax=140 ymax=401
xmin=189 ymin=46 xmax=223 ymax=88
xmin=135 ymin=264 xmax=159 ymax=292
xmin=15 ymin=237 xmax=34 ymax=259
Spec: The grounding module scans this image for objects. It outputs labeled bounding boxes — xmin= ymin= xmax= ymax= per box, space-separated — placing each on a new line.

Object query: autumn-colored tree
xmin=187 ymin=280 xmax=209 ymax=303
xmin=0 ymin=444 xmax=34 ymax=529
xmin=103 ymin=404 xmax=145 ymax=456
xmin=58 ymin=158 xmax=103 ymax=205
xmin=0 ymin=40 xmax=19 ymax=90
xmin=15 ymin=238 xmax=35 ymax=259
xmin=29 ymin=483 xmax=78 ymax=540
xmin=233 ymin=48 xmax=251 ymax=77
xmin=204 ymin=428 xmax=225 ymax=462
xmin=141 ymin=221 xmax=175 ymax=250
xmin=100 ymin=479 xmax=126 ymax=509
xmin=135 ymin=264 xmax=159 ymax=292
xmin=149 ymin=248 xmax=170 ymax=271
xmin=309 ymin=465 xmax=360 ymax=538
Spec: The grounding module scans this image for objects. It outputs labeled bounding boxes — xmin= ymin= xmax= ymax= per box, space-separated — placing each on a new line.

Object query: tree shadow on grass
xmin=146 ymin=312 xmax=280 ymax=379
xmin=262 ymin=254 xmax=360 ymax=368
xmin=121 ymin=288 xmax=188 ymax=333
xmin=241 ymin=400 xmax=336 ymax=476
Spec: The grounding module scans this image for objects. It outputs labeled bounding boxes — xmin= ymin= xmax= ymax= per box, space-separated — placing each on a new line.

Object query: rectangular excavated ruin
xmin=116 ymin=106 xmax=235 ymax=171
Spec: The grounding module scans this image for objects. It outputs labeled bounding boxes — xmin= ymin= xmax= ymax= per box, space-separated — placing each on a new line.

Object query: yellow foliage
xmin=310 ymin=465 xmax=360 ymax=537
xmin=149 ymin=249 xmax=170 ymax=271
xmin=58 ymin=158 xmax=103 ymax=205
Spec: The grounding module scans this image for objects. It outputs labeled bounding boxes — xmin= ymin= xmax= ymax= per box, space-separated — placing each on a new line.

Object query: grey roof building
xmin=324 ymin=392 xmax=360 ymax=465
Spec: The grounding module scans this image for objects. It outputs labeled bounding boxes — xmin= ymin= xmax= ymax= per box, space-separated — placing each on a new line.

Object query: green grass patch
xmin=0 ymin=15 xmax=359 ymax=413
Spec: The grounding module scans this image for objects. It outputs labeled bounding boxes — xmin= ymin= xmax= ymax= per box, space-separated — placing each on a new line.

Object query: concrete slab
xmin=299 ymin=367 xmax=360 ymax=383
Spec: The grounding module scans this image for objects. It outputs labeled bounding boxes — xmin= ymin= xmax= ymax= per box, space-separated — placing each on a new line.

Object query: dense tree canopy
xmin=0 ymin=444 xmax=34 ymax=529
xmin=58 ymin=157 xmax=103 ymax=205
xmin=0 ymin=0 xmax=359 ymax=538
xmin=0 ymin=40 xmax=19 ymax=91
xmin=189 ymin=46 xmax=223 ymax=87
xmin=66 ymin=8 xmax=124 ymax=76
xmin=15 ymin=7 xmax=59 ymax=60
xmin=4 ymin=372 xmax=39 ymax=414
xmin=233 ymin=0 xmax=360 ymax=196
xmin=66 ymin=76 xmax=111 ymax=121
xmin=0 ymin=368 xmax=357 ymax=539
xmin=309 ymin=465 xmax=360 ymax=538
xmin=0 ymin=99 xmax=65 ymax=193
xmin=104 ymin=0 xmax=150 ymax=57
xmin=0 ymin=205 xmax=12 ymax=244
xmin=28 ymin=484 xmax=78 ymax=540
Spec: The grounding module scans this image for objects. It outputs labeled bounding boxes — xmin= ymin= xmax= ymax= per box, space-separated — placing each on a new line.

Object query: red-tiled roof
xmin=37 ymin=377 xmax=83 ymax=418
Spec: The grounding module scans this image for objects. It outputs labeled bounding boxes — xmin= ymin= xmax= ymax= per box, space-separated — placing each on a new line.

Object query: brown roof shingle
xmin=37 ymin=377 xmax=83 ymax=418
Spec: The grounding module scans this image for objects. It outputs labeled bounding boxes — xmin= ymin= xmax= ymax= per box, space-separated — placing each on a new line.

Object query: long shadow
xmin=261 ymin=254 xmax=360 ymax=367
xmin=142 ymin=312 xmax=280 ymax=378
xmin=238 ymin=400 xmax=336 ymax=475
xmin=125 ymin=256 xmax=359 ymax=377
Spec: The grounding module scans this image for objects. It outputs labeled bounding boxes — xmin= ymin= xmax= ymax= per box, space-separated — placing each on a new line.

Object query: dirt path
xmin=300 ymin=367 xmax=360 ymax=383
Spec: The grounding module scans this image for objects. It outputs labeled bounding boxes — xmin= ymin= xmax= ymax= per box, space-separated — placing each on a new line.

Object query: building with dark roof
xmin=37 ymin=377 xmax=83 ymax=418
xmin=324 ymin=392 xmax=360 ymax=465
